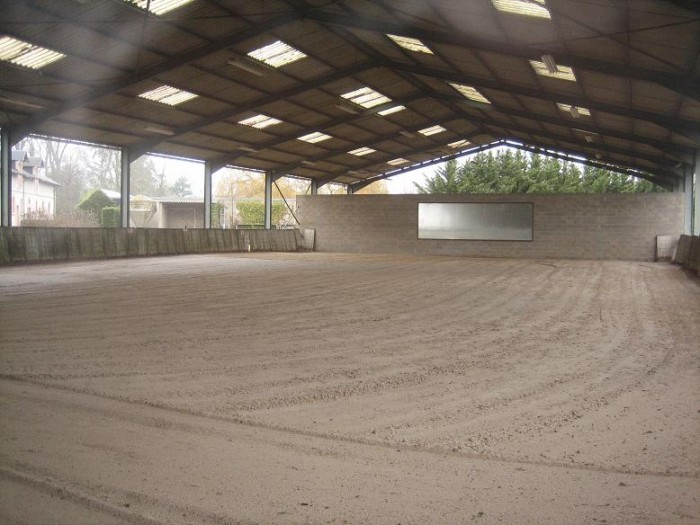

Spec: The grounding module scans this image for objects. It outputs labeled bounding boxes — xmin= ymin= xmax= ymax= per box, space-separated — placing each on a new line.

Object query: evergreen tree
xmin=415 ymin=150 xmax=666 ymax=195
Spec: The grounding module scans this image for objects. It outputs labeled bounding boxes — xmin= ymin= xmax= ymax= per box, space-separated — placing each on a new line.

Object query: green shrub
xmin=101 ymin=206 xmax=121 ymax=227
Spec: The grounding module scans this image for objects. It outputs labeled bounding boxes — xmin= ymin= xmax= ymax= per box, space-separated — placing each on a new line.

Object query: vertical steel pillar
xmin=693 ymin=149 xmax=700 ymax=235
xmin=346 ymin=183 xmax=354 ymax=195
xmin=1 ymin=129 xmax=12 ymax=227
xmin=310 ymin=178 xmax=318 ymax=195
xmin=264 ymin=171 xmax=273 ymax=229
xmin=683 ymin=166 xmax=692 ymax=234
xmin=204 ymin=161 xmax=212 ymax=229
xmin=120 ymin=148 xmax=130 ymax=228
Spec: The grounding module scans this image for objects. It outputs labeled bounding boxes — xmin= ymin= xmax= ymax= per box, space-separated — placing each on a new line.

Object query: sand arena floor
xmin=0 ymin=253 xmax=698 ymax=524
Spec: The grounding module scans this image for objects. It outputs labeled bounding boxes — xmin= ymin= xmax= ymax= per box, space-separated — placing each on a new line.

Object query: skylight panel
xmin=386 ymin=34 xmax=433 ymax=54
xmin=448 ymin=139 xmax=471 ymax=149
xmin=138 ymin=85 xmax=198 ymax=106
xmin=298 ymin=131 xmax=332 ymax=143
xmin=418 ymin=125 xmax=446 ymax=137
xmin=530 ymin=60 xmax=577 ymax=81
xmin=341 ymin=86 xmax=392 ymax=109
xmin=557 ymin=103 xmax=591 ymax=117
xmin=238 ymin=114 xmax=282 ymax=129
xmin=449 ymin=82 xmax=491 ymax=105
xmin=387 ymin=158 xmax=409 ymax=166
xmin=348 ymin=147 xmax=376 ymax=156
xmin=377 ymin=105 xmax=406 ymax=116
xmin=492 ymin=0 xmax=551 ymax=19
xmin=247 ymin=40 xmax=307 ymax=68
xmin=126 ymin=0 xmax=195 ymax=15
xmin=0 ymin=36 xmax=65 ymax=69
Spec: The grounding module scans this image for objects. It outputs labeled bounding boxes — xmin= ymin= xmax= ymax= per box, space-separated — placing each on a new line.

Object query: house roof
xmin=11 ymin=168 xmax=61 ymax=187
xmin=1 ymin=0 xmax=698 ymax=191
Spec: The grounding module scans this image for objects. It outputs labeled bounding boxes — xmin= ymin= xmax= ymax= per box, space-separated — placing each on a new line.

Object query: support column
xmin=346 ymin=184 xmax=354 ymax=195
xmin=310 ymin=178 xmax=318 ymax=195
xmin=204 ymin=161 xmax=212 ymax=229
xmin=120 ymin=148 xmax=131 ymax=228
xmin=264 ymin=171 xmax=273 ymax=230
xmin=683 ymin=166 xmax=692 ymax=234
xmin=1 ymin=129 xmax=12 ymax=227
xmin=694 ymin=149 xmax=700 ymax=235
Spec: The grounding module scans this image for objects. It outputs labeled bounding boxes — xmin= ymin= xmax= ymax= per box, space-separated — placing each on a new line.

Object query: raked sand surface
xmin=0 ymin=253 xmax=698 ymax=524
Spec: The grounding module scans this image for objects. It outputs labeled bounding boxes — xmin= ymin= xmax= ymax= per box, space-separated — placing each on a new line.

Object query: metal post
xmin=310 ymin=178 xmax=318 ymax=195
xmin=1 ymin=129 xmax=11 ymax=227
xmin=264 ymin=171 xmax=273 ymax=229
xmin=683 ymin=167 xmax=694 ymax=235
xmin=204 ymin=161 xmax=212 ymax=229
xmin=120 ymin=148 xmax=130 ymax=228
xmin=346 ymin=183 xmax=354 ymax=195
xmin=694 ymin=149 xmax=700 ymax=235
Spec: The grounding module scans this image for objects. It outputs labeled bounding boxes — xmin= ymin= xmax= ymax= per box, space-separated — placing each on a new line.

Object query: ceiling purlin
xmin=303 ymin=87 xmax=681 ymax=183
xmin=624 ymin=0 xmax=637 ymax=160
xmin=126 ymin=61 xmax=375 ymax=158
xmin=478 ymin=119 xmax=681 ymax=173
xmin=9 ymin=11 xmax=301 ymax=144
xmin=258 ymin=73 xmax=684 ymax=184
xmin=310 ymin=16 xmax=486 ymax=183
xmin=544 ymin=1 xmax=605 ymax=153
xmin=301 ymin=9 xmax=700 ymax=102
xmin=327 ymin=0 xmax=453 ymax=128
xmin=208 ymin=92 xmax=429 ymax=172
xmin=279 ymin=80 xmax=695 ymax=173
xmin=419 ymin=0 xmax=544 ymax=137
xmin=548 ymin=0 xmax=699 ymax=78
xmin=269 ymin=114 xmax=468 ymax=177
xmin=383 ymin=59 xmax=700 ymax=143
xmin=316 ymin=0 xmax=496 ymax=170
xmin=425 ymin=90 xmax=695 ymax=164
xmin=658 ymin=0 xmax=700 ymax=15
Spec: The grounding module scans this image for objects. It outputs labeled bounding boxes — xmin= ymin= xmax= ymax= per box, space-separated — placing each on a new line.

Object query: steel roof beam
xmin=302 ymin=10 xmax=700 ymax=102
xmin=269 ymin=83 xmax=684 ymax=183
xmin=9 ymin=12 xmax=301 ymax=144
xmin=377 ymin=60 xmax=700 ymax=143
xmin=269 ymin=115 xmax=468 ymax=177
xmin=208 ymin=92 xmax=429 ymax=172
xmin=127 ymin=61 xmax=375 ymax=159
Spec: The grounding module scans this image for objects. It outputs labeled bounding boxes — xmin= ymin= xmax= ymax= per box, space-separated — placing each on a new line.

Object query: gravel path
xmin=1 ymin=253 xmax=698 ymax=524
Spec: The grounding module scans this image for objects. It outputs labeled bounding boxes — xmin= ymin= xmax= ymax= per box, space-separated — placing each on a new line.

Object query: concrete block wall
xmin=297 ymin=193 xmax=685 ymax=261
xmin=0 ymin=227 xmax=301 ymax=265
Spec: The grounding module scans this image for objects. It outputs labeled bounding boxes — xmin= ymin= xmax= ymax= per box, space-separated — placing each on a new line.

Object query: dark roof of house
xmin=1 ymin=0 xmax=698 ymax=191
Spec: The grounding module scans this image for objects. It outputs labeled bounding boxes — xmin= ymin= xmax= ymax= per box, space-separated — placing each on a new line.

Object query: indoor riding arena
xmin=1 ymin=1 xmax=699 ymax=524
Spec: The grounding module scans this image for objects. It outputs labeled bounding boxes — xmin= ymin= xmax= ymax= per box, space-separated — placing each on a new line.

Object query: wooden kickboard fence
xmin=673 ymin=235 xmax=700 ymax=275
xmin=0 ymin=227 xmax=305 ymax=265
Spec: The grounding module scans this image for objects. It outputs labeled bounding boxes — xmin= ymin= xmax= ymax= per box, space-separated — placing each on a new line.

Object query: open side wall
xmin=297 ymin=193 xmax=685 ymax=261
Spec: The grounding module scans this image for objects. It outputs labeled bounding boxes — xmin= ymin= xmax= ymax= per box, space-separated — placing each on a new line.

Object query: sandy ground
xmin=0 ymin=252 xmax=698 ymax=524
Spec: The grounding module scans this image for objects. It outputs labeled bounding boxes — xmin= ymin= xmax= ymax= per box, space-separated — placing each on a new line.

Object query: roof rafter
xmin=380 ymin=60 xmax=700 ymax=143
xmin=8 ymin=12 xmax=301 ymax=144
xmin=302 ymin=10 xmax=700 ymax=102
xmin=209 ymin=91 xmax=429 ymax=171
xmin=127 ymin=61 xmax=376 ymax=158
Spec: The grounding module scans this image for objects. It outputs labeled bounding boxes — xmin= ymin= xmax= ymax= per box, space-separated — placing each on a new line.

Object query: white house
xmin=11 ymin=150 xmax=60 ymax=225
